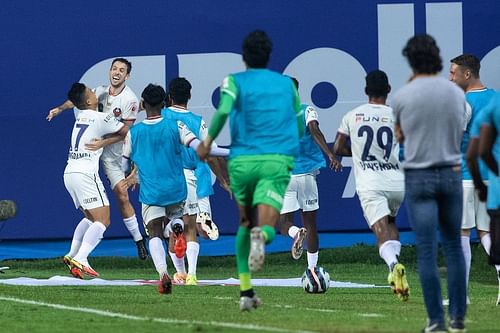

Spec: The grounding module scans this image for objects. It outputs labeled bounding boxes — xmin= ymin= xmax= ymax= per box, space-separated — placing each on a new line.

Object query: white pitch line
xmin=0 ymin=296 xmax=317 ymax=333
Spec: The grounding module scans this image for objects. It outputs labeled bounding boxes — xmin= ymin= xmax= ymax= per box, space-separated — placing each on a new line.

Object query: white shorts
xmin=281 ymin=173 xmax=319 ymax=214
xmin=357 ymin=190 xmax=404 ymax=227
xmin=64 ymin=172 xmax=109 ymax=210
xmin=183 ymin=169 xmax=199 ymax=215
xmin=197 ymin=196 xmax=212 ymax=216
xmin=141 ymin=202 xmax=184 ymax=225
xmin=462 ymin=180 xmax=490 ymax=231
xmin=102 ymin=158 xmax=125 ymax=190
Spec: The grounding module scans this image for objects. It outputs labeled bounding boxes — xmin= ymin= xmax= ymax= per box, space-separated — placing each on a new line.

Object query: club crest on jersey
xmin=113 ymin=107 xmax=122 ymax=117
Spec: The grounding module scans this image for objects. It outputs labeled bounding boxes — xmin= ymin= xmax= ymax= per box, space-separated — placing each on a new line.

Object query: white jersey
xmin=93 ymin=85 xmax=139 ymax=162
xmin=338 ymin=103 xmax=404 ymax=191
xmin=64 ymin=109 xmax=125 ymax=174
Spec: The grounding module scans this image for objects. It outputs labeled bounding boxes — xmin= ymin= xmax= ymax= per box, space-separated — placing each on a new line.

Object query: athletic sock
xmin=379 ymin=240 xmax=401 ymax=271
xmin=123 ymin=215 xmax=143 ymax=242
xmin=236 ymin=226 xmax=251 ymax=291
xmin=149 ymin=237 xmax=168 ymax=277
xmin=261 ymin=225 xmax=276 ymax=244
xmin=307 ymin=251 xmax=318 ymax=269
xmin=480 ymin=234 xmax=500 ymax=274
xmin=169 ymin=251 xmax=186 ymax=274
xmin=186 ymin=241 xmax=200 ymax=276
xmin=67 ymin=218 xmax=92 ymax=258
xmin=73 ymin=221 xmax=106 ymax=263
xmin=288 ymin=226 xmax=300 ymax=239
xmin=462 ymin=235 xmax=472 ymax=288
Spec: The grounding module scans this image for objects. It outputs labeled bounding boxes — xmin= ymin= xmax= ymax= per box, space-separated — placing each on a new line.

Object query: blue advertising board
xmin=0 ymin=0 xmax=499 ymax=240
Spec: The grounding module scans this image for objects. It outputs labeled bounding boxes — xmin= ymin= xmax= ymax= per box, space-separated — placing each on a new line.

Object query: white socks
xmin=186 ymin=241 xmax=200 ymax=276
xmin=149 ymin=237 xmax=168 ymax=277
xmin=73 ymin=221 xmax=107 ymax=265
xmin=67 ymin=218 xmax=93 ymax=257
xmin=123 ymin=215 xmax=143 ymax=242
xmin=169 ymin=251 xmax=186 ymax=274
xmin=379 ymin=240 xmax=401 ymax=271
xmin=480 ymin=233 xmax=500 ymax=274
xmin=288 ymin=226 xmax=300 ymax=239
xmin=461 ymin=236 xmax=472 ymax=288
xmin=307 ymin=251 xmax=318 ymax=269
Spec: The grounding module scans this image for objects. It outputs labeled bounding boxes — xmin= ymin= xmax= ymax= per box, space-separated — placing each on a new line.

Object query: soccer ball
xmin=301 ymin=266 xmax=330 ymax=293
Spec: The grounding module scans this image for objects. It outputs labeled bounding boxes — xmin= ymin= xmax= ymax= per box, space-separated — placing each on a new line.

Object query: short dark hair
xmin=168 ymin=77 xmax=192 ymax=105
xmin=111 ymin=58 xmax=132 ymax=74
xmin=402 ymin=34 xmax=443 ymax=74
xmin=67 ymin=83 xmax=87 ymax=109
xmin=242 ymin=30 xmax=272 ymax=68
xmin=450 ymin=54 xmax=481 ymax=78
xmin=141 ymin=84 xmax=166 ymax=107
xmin=365 ymin=70 xmax=390 ymax=98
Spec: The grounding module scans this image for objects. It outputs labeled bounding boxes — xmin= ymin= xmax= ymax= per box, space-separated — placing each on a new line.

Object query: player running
xmin=334 ymin=70 xmax=409 ymax=301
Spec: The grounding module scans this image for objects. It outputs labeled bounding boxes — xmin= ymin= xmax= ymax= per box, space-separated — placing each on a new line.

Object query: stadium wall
xmin=0 ymin=0 xmax=499 ymax=240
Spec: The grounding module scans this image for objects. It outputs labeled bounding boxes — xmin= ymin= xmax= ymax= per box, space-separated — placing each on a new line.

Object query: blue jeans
xmin=405 ymin=166 xmax=466 ymax=324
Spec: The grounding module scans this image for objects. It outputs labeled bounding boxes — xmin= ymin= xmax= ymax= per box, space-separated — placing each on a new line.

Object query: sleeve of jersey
xmin=304 ymin=105 xmax=319 ymax=126
xmin=103 ymin=113 xmax=125 ymax=134
xmin=122 ymin=96 xmax=139 ymax=121
xmin=337 ymin=113 xmax=350 ymax=136
xmin=207 ymin=75 xmax=237 ymax=139
xmin=178 ymin=121 xmax=196 ymax=146
xmin=293 ymin=85 xmax=305 ymax=137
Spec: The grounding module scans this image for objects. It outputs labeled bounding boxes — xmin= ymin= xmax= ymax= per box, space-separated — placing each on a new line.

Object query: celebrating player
xmin=47 ymin=58 xmax=148 ymax=260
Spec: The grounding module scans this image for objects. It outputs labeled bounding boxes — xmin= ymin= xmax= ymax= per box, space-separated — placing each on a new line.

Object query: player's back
xmin=229 ymin=69 xmax=299 ymax=158
xmin=65 ymin=110 xmax=123 ymax=175
xmin=340 ymin=103 xmax=403 ymax=191
xmin=130 ymin=118 xmax=187 ymax=206
xmin=162 ymin=106 xmax=202 ymax=170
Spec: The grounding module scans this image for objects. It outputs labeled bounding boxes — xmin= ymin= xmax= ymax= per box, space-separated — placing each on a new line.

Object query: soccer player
xmin=47 ymin=58 xmax=148 ymax=260
xmin=449 ymin=54 xmax=500 ymax=304
xmin=477 ymin=93 xmax=500 ymax=306
xmin=392 ymin=34 xmax=467 ymax=332
xmin=278 ymin=77 xmax=341 ymax=269
xmin=123 ymin=84 xmax=195 ymax=294
xmin=162 ymin=77 xmax=226 ymax=286
xmin=333 ymin=70 xmax=408 ymax=301
xmin=62 ymin=83 xmax=128 ymax=279
xmin=197 ymin=30 xmax=304 ymax=311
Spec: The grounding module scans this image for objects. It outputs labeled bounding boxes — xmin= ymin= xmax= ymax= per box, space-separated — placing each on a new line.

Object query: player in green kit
xmin=197 ymin=30 xmax=304 ymax=311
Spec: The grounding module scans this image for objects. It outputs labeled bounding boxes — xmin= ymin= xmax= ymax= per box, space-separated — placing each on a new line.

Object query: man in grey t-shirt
xmin=392 ymin=34 xmax=467 ymax=333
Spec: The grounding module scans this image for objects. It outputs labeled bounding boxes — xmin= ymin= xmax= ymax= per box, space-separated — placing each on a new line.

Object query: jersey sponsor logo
xmin=104 ymin=113 xmax=115 ymax=123
xmin=354 ymin=114 xmax=393 ymax=124
xmin=76 ymin=117 xmax=95 ymax=123
xmin=83 ymin=197 xmax=98 ymax=204
xmin=113 ymin=107 xmax=122 ymax=117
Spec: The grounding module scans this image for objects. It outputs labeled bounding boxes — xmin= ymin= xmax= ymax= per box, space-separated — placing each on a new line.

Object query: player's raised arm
xmin=47 ymin=99 xmax=74 ymax=121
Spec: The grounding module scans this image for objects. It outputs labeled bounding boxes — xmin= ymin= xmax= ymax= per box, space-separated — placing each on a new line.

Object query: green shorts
xmin=228 ymin=155 xmax=294 ymax=212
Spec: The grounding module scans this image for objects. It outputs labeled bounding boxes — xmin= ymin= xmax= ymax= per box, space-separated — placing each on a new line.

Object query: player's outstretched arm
xmin=47 ymin=100 xmax=74 ymax=121
xmin=85 ymin=125 xmax=129 ymax=151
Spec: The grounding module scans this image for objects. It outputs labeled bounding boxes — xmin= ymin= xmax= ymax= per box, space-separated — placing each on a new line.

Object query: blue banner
xmin=0 ymin=0 xmax=499 ymax=240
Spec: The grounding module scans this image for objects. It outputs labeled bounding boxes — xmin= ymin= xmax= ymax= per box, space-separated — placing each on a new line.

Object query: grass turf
xmin=0 ymin=244 xmax=498 ymax=333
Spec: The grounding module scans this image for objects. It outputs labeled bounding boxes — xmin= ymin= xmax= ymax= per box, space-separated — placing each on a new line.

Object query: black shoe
xmin=135 ymin=239 xmax=148 ymax=260
xmin=421 ymin=320 xmax=447 ymax=333
xmin=449 ymin=319 xmax=466 ymax=333
xmin=0 ymin=200 xmax=16 ymax=221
